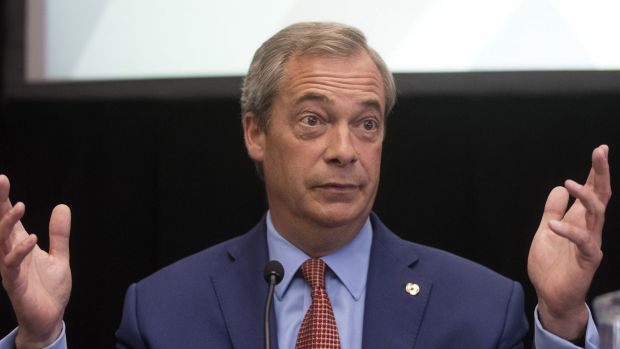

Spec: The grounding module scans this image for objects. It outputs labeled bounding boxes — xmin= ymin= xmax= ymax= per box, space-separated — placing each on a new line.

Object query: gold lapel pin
xmin=405 ymin=282 xmax=420 ymax=296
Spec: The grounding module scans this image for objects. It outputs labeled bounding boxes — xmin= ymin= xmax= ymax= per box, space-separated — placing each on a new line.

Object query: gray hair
xmin=240 ymin=21 xmax=397 ymax=131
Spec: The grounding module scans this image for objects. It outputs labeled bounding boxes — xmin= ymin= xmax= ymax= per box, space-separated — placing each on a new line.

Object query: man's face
xmin=245 ymin=52 xmax=385 ymax=239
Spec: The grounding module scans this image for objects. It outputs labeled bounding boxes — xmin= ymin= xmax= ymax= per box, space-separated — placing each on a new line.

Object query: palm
xmin=9 ymin=237 xmax=71 ymax=335
xmin=529 ymin=192 xmax=602 ymax=307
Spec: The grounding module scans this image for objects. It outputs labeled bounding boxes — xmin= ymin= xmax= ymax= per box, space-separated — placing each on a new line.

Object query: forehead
xmin=279 ymin=52 xmax=385 ymax=112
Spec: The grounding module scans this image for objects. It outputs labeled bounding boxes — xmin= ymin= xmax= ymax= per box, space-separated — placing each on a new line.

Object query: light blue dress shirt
xmin=0 ymin=322 xmax=66 ymax=348
xmin=534 ymin=306 xmax=599 ymax=349
xmin=266 ymin=212 xmax=372 ymax=349
xmin=0 ymin=212 xmax=601 ymax=349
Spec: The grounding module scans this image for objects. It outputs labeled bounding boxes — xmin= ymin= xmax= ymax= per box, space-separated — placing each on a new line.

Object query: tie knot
xmin=300 ymin=258 xmax=326 ymax=289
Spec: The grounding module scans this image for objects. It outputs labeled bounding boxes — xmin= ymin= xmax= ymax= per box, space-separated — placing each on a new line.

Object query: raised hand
xmin=0 ymin=175 xmax=72 ymax=349
xmin=528 ymin=145 xmax=611 ymax=340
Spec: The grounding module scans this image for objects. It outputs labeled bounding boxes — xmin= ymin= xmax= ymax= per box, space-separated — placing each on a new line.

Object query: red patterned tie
xmin=295 ymin=258 xmax=341 ymax=349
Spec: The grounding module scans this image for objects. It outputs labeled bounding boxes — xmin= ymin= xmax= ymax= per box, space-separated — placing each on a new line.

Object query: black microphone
xmin=263 ymin=260 xmax=284 ymax=349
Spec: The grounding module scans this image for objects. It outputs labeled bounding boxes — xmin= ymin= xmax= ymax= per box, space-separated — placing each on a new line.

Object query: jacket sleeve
xmin=116 ymin=283 xmax=148 ymax=349
xmin=498 ymin=281 xmax=529 ymax=349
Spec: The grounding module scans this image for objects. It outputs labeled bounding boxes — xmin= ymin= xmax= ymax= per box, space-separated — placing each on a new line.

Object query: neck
xmin=269 ymin=211 xmax=368 ymax=257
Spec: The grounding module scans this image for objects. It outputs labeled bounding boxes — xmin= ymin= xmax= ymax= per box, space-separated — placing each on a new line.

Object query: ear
xmin=243 ymin=112 xmax=265 ymax=162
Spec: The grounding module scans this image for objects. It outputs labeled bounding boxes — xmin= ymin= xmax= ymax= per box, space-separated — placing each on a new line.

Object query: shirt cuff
xmin=0 ymin=322 xmax=67 ymax=349
xmin=534 ymin=305 xmax=599 ymax=349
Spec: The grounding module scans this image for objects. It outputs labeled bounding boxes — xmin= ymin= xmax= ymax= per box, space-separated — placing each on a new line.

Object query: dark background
xmin=1 ymin=2 xmax=619 ymax=348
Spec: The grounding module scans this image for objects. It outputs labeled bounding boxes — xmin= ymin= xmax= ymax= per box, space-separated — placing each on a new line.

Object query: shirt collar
xmin=266 ymin=211 xmax=372 ymax=302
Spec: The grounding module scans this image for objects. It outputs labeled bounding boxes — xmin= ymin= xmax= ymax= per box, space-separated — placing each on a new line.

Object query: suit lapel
xmin=211 ymin=214 xmax=431 ymax=348
xmin=362 ymin=214 xmax=433 ymax=349
xmin=210 ymin=219 xmax=279 ymax=349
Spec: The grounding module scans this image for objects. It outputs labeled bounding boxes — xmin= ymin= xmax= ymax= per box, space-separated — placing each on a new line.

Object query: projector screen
xmin=26 ymin=0 xmax=620 ymax=82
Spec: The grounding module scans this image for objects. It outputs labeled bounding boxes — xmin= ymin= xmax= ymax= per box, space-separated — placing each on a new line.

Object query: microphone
xmin=263 ymin=260 xmax=284 ymax=349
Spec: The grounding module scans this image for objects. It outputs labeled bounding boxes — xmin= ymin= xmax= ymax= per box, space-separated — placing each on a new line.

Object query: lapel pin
xmin=405 ymin=282 xmax=420 ymax=296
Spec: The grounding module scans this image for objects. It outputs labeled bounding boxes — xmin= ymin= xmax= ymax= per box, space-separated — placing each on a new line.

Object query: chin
xmin=311 ymin=203 xmax=370 ymax=229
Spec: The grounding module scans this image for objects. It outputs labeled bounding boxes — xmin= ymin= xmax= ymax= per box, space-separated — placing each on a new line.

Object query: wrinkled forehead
xmin=279 ymin=51 xmax=385 ymax=108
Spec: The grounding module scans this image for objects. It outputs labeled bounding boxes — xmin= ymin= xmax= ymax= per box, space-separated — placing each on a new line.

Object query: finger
xmin=0 ymin=174 xmax=14 ymax=215
xmin=539 ymin=186 xmax=570 ymax=227
xmin=583 ymin=145 xmax=611 ymax=204
xmin=592 ymin=144 xmax=611 ymax=202
xmin=0 ymin=176 xmax=28 ymax=237
xmin=3 ymin=234 xmax=37 ymax=269
xmin=548 ymin=220 xmax=602 ymax=260
xmin=0 ymin=202 xmax=26 ymax=255
xmin=564 ymin=179 xmax=606 ymax=215
xmin=49 ymin=204 xmax=71 ymax=261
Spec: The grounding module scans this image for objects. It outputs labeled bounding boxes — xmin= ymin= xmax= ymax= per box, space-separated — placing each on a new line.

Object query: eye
xmin=301 ymin=115 xmax=321 ymax=126
xmin=362 ymin=119 xmax=378 ymax=131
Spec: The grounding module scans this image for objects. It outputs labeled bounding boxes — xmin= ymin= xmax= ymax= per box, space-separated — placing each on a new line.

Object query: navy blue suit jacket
xmin=116 ymin=214 xmax=529 ymax=348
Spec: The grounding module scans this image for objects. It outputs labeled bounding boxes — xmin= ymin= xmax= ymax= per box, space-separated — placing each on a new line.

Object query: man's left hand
xmin=528 ymin=144 xmax=611 ymax=341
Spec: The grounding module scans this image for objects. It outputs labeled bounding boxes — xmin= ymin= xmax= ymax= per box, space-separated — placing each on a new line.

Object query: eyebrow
xmin=294 ymin=92 xmax=383 ymax=114
xmin=360 ymin=98 xmax=383 ymax=114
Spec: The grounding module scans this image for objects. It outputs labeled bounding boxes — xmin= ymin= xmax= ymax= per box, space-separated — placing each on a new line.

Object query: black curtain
xmin=1 ymin=94 xmax=619 ymax=348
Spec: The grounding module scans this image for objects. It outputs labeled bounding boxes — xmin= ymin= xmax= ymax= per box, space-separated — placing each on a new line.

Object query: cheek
xmin=266 ymin=143 xmax=316 ymax=182
xmin=362 ymin=144 xmax=383 ymax=174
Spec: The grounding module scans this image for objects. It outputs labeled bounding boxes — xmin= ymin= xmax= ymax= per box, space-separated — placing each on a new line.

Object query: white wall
xmin=26 ymin=0 xmax=620 ymax=82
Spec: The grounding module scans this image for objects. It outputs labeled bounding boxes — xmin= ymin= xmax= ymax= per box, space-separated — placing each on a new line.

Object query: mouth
xmin=315 ymin=183 xmax=360 ymax=192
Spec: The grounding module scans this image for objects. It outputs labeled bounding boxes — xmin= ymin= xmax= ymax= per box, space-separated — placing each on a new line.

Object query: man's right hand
xmin=0 ymin=174 xmax=72 ymax=349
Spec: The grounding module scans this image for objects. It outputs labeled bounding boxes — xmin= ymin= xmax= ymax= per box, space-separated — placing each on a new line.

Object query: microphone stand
xmin=264 ymin=274 xmax=277 ymax=349
xmin=264 ymin=260 xmax=284 ymax=349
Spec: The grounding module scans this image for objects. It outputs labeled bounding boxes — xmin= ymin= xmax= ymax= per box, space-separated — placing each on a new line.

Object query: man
xmin=0 ymin=22 xmax=611 ymax=348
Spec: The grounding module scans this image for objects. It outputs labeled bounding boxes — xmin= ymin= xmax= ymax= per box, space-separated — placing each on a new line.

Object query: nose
xmin=324 ymin=123 xmax=358 ymax=167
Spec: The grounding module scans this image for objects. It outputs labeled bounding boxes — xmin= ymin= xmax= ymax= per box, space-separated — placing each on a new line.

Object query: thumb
xmin=49 ymin=204 xmax=71 ymax=260
xmin=540 ymin=186 xmax=569 ymax=228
